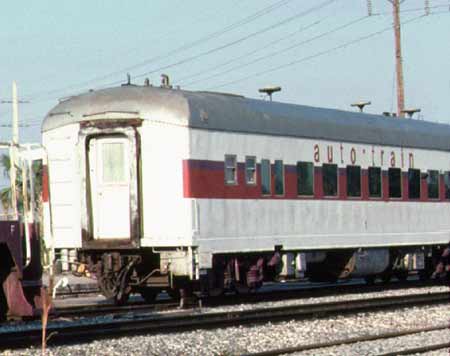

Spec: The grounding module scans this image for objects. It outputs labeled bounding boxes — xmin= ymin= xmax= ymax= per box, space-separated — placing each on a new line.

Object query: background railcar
xmin=0 ymin=144 xmax=43 ymax=320
xmin=42 ymin=83 xmax=449 ymax=303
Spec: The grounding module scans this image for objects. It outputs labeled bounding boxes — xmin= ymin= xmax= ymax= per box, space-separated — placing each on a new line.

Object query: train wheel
xmin=234 ymin=283 xmax=250 ymax=295
xmin=166 ymin=288 xmax=180 ymax=301
xmin=208 ymin=287 xmax=224 ymax=297
xmin=96 ymin=271 xmax=130 ymax=305
xmin=97 ymin=273 xmax=118 ymax=299
xmin=380 ymin=272 xmax=392 ymax=284
xmin=364 ymin=275 xmax=376 ymax=285
xmin=139 ymin=289 xmax=158 ymax=304
xmin=395 ymin=270 xmax=409 ymax=281
xmin=418 ymin=269 xmax=431 ymax=281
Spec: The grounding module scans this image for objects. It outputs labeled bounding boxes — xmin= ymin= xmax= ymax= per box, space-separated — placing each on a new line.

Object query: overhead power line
xmin=124 ymin=0 xmax=337 ymax=83
xmin=206 ymin=13 xmax=436 ymax=91
xmin=27 ymin=0 xmax=295 ymax=101
xmin=23 ymin=2 xmax=448 ymax=106
xmin=177 ymin=17 xmax=328 ymax=85
xmin=373 ymin=3 xmax=449 ymax=15
xmin=182 ymin=16 xmax=368 ymax=88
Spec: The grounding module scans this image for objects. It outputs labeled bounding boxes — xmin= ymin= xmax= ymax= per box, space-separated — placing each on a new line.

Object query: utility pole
xmin=12 ymin=81 xmax=19 ymax=144
xmin=0 ymin=82 xmax=29 ymax=218
xmin=388 ymin=0 xmax=406 ymax=117
xmin=10 ymin=81 xmax=19 ymax=218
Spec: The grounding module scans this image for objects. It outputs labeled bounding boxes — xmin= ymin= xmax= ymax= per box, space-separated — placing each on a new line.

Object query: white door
xmin=89 ymin=136 xmax=131 ymax=239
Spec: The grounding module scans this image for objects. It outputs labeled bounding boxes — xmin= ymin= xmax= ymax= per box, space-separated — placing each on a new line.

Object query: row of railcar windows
xmin=224 ymin=155 xmax=450 ymax=199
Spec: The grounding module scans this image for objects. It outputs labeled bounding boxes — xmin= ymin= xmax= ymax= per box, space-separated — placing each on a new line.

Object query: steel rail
xmin=49 ymin=279 xmax=444 ymax=321
xmin=238 ymin=324 xmax=449 ymax=356
xmin=0 ymin=291 xmax=448 ymax=350
xmin=377 ymin=341 xmax=450 ymax=356
xmin=50 ymin=278 xmax=445 ymax=319
xmin=50 ymin=300 xmax=178 ymax=319
xmin=52 ymin=276 xmax=443 ymax=301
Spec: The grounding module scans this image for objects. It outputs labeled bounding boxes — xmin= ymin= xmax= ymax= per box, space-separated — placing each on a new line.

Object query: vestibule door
xmin=88 ymin=136 xmax=131 ymax=240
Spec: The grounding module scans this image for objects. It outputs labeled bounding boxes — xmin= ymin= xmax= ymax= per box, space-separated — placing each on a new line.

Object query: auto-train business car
xmin=42 ymin=80 xmax=449 ymax=303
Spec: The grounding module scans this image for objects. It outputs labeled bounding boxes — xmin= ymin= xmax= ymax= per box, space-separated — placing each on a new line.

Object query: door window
xmin=102 ymin=142 xmax=126 ymax=183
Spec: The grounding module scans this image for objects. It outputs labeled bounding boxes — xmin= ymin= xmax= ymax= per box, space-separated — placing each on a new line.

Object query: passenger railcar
xmin=42 ymin=81 xmax=449 ymax=303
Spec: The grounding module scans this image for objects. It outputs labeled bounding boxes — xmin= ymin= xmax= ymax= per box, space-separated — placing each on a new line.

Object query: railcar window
xmin=274 ymin=160 xmax=284 ymax=195
xmin=408 ymin=169 xmax=421 ymax=199
xmin=427 ymin=170 xmax=439 ymax=199
xmin=245 ymin=156 xmax=257 ymax=185
xmin=102 ymin=142 xmax=126 ymax=183
xmin=297 ymin=161 xmax=314 ymax=196
xmin=323 ymin=164 xmax=338 ymax=196
xmin=261 ymin=159 xmax=271 ymax=195
xmin=346 ymin=166 xmax=361 ymax=197
xmin=445 ymin=172 xmax=450 ymax=199
xmin=224 ymin=155 xmax=237 ymax=185
xmin=388 ymin=168 xmax=402 ymax=198
xmin=368 ymin=167 xmax=382 ymax=198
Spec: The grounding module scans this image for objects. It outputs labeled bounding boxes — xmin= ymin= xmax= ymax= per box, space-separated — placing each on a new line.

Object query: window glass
xmin=444 ymin=172 xmax=450 ymax=199
xmin=346 ymin=166 xmax=361 ymax=197
xmin=102 ymin=142 xmax=126 ymax=183
xmin=408 ymin=169 xmax=420 ymax=199
xmin=261 ymin=159 xmax=271 ymax=195
xmin=427 ymin=170 xmax=439 ymax=199
xmin=224 ymin=155 xmax=237 ymax=184
xmin=245 ymin=156 xmax=256 ymax=185
xmin=368 ymin=167 xmax=381 ymax=198
xmin=297 ymin=162 xmax=314 ymax=196
xmin=323 ymin=164 xmax=338 ymax=196
xmin=388 ymin=168 xmax=402 ymax=198
xmin=274 ymin=160 xmax=284 ymax=195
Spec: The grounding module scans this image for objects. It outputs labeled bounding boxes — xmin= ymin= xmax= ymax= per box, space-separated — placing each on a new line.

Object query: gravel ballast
xmin=2 ymin=298 xmax=449 ymax=356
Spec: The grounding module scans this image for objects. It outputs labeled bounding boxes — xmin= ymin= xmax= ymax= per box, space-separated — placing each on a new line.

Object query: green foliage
xmin=0 ymin=153 xmax=43 ymax=218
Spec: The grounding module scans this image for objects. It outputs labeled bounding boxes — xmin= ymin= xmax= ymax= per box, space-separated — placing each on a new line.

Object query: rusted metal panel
xmin=2 ymin=270 xmax=33 ymax=317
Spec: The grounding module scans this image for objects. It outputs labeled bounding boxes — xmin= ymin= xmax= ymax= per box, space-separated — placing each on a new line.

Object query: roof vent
xmin=259 ymin=86 xmax=281 ymax=102
xmin=144 ymin=78 xmax=151 ymax=87
xmin=161 ymin=74 xmax=172 ymax=89
xmin=351 ymin=101 xmax=371 ymax=112
xmin=121 ymin=73 xmax=132 ymax=86
xmin=401 ymin=108 xmax=421 ymax=119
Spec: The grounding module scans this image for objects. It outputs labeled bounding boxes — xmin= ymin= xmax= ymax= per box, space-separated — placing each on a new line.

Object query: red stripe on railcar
xmin=42 ymin=165 xmax=49 ymax=203
xmin=182 ymin=159 xmax=449 ymax=202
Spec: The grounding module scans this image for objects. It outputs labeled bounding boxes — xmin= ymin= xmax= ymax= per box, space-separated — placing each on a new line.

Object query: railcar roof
xmin=42 ymin=85 xmax=450 ymax=151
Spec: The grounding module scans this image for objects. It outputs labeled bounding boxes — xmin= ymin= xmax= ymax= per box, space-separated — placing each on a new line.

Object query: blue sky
xmin=0 ymin=0 xmax=448 ymax=143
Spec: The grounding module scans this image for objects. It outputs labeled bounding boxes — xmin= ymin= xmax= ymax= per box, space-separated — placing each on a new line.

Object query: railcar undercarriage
xmin=76 ymin=244 xmax=448 ymax=305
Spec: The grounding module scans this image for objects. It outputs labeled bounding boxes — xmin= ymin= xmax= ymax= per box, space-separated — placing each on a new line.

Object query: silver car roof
xmin=42 ymin=85 xmax=450 ymax=151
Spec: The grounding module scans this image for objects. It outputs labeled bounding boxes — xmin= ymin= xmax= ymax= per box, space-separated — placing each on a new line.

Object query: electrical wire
xmin=27 ymin=0 xmax=295 ymax=101
xmin=124 ymin=0 xmax=337 ymax=83
xmin=21 ymin=0 xmax=244 ymax=88
xmin=22 ymin=3 xmax=449 ymax=106
xmin=182 ymin=15 xmax=368 ymax=87
xmin=372 ymin=3 xmax=449 ymax=16
xmin=206 ymin=13 xmax=434 ymax=91
xmin=177 ymin=17 xmax=328 ymax=85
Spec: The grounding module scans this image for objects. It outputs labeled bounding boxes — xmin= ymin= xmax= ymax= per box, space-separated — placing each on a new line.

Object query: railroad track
xmin=50 ymin=299 xmax=178 ymax=319
xmin=49 ymin=278 xmax=444 ymax=320
xmin=0 ymin=290 xmax=448 ymax=350
xmin=378 ymin=342 xmax=450 ymax=356
xmin=239 ymin=324 xmax=450 ymax=356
